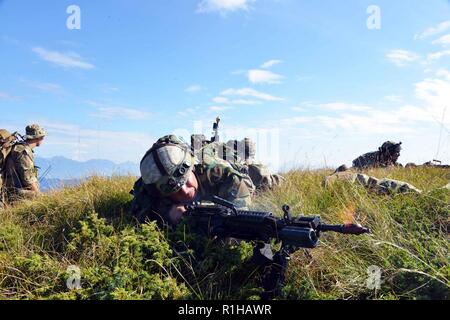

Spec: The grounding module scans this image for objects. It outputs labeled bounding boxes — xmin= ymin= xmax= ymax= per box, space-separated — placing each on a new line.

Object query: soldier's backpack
xmin=0 ymin=129 xmax=17 ymax=174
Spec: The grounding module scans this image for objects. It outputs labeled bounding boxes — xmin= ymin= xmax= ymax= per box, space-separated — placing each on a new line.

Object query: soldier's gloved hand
xmin=168 ymin=204 xmax=187 ymax=225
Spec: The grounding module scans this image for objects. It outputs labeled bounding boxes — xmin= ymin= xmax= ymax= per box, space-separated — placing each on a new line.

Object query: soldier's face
xmin=169 ymin=171 xmax=199 ymax=203
xmin=36 ymin=138 xmax=44 ymax=147
xmin=390 ymin=151 xmax=400 ymax=162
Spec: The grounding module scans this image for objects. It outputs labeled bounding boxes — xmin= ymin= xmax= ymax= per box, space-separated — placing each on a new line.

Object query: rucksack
xmin=0 ymin=129 xmax=17 ymax=173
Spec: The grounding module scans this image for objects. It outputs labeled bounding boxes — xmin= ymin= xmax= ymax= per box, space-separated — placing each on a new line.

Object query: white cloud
xmin=247 ymin=69 xmax=284 ymax=84
xmin=282 ymin=75 xmax=450 ymax=137
xmin=212 ymin=96 xmax=261 ymax=105
xmin=432 ymin=34 xmax=450 ymax=46
xmin=209 ymin=105 xmax=232 ymax=112
xmin=20 ymin=78 xmax=64 ymax=94
xmin=261 ymin=59 xmax=283 ymax=69
xmin=221 ymin=88 xmax=284 ymax=101
xmin=197 ymin=0 xmax=253 ymax=15
xmin=32 ymin=47 xmax=94 ymax=70
xmin=384 ymin=95 xmax=404 ymax=103
xmin=231 ymin=99 xmax=260 ymax=105
xmin=415 ymin=78 xmax=450 ymax=125
xmin=100 ymin=84 xmax=120 ymax=93
xmin=291 ymin=106 xmax=305 ymax=112
xmin=283 ymin=103 xmax=417 ymax=134
xmin=31 ymin=82 xmax=63 ymax=93
xmin=212 ymin=96 xmax=230 ymax=104
xmin=177 ymin=106 xmax=201 ymax=117
xmin=386 ymin=49 xmax=420 ymax=67
xmin=415 ymin=20 xmax=450 ymax=40
xmin=0 ymin=91 xmax=21 ymax=101
xmin=87 ymin=101 xmax=151 ymax=121
xmin=436 ymin=69 xmax=450 ymax=81
xmin=185 ymin=85 xmax=203 ymax=93
xmin=282 ymin=110 xmax=420 ymax=135
xmin=427 ymin=50 xmax=450 ymax=61
xmin=317 ymin=102 xmax=372 ymax=112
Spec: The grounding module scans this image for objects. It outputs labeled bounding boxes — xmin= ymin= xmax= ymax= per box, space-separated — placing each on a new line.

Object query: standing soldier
xmin=4 ymin=124 xmax=46 ymax=202
xmin=352 ymin=141 xmax=403 ymax=169
xmin=131 ymin=135 xmax=255 ymax=226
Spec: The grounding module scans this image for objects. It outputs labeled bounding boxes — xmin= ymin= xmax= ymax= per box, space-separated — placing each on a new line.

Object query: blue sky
xmin=1 ymin=0 xmax=450 ymax=170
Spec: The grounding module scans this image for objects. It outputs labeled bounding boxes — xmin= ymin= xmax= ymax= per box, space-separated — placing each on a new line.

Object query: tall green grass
xmin=0 ymin=168 xmax=448 ymax=300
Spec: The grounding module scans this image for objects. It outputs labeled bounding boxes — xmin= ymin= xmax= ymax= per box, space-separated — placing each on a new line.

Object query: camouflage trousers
xmin=324 ymin=171 xmax=422 ymax=194
xmin=5 ymin=188 xmax=37 ymax=204
xmin=0 ymin=184 xmax=5 ymax=210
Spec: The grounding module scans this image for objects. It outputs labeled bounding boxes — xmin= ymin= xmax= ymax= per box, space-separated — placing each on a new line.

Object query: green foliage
xmin=0 ymin=168 xmax=449 ymax=300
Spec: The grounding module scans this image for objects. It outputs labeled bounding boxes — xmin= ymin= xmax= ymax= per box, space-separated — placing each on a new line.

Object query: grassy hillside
xmin=0 ymin=167 xmax=448 ymax=300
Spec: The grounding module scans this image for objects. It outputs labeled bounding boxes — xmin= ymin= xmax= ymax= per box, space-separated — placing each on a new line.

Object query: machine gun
xmin=191 ymin=117 xmax=221 ymax=152
xmin=185 ymin=196 xmax=370 ymax=299
xmin=423 ymin=160 xmax=450 ymax=169
xmin=406 ymin=160 xmax=450 ymax=169
xmin=211 ymin=117 xmax=220 ymax=143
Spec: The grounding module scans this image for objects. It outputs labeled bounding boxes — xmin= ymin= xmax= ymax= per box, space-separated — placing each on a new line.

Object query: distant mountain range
xmin=35 ymin=156 xmax=140 ymax=191
xmin=36 ymin=156 xmax=140 ymax=180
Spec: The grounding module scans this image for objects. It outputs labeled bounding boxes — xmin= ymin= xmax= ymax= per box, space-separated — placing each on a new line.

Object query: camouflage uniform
xmin=0 ymin=167 xmax=4 ymax=209
xmin=352 ymin=141 xmax=402 ymax=170
xmin=194 ymin=138 xmax=285 ymax=191
xmin=131 ymin=135 xmax=255 ymax=226
xmin=4 ymin=143 xmax=39 ymax=201
xmin=324 ymin=169 xmax=422 ymax=194
xmin=3 ymin=125 xmax=46 ymax=202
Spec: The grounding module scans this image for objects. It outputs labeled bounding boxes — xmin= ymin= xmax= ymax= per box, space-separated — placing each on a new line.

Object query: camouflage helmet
xmin=24 ymin=124 xmax=46 ymax=140
xmin=140 ymin=135 xmax=196 ymax=196
xmin=380 ymin=141 xmax=402 ymax=153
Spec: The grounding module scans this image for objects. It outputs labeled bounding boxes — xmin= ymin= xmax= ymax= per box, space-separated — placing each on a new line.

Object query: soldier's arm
xmin=247 ymin=163 xmax=285 ymax=191
xmin=214 ymin=165 xmax=255 ymax=208
xmin=16 ymin=151 xmax=39 ymax=192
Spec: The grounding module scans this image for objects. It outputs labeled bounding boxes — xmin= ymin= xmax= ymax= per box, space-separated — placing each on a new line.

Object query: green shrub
xmin=0 ymin=168 xmax=448 ymax=300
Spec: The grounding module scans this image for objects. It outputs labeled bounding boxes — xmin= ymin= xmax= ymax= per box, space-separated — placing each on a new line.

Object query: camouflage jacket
xmin=244 ymin=161 xmax=285 ymax=191
xmin=0 ymin=167 xmax=3 ymax=209
xmin=4 ymin=143 xmax=39 ymax=194
xmin=324 ymin=170 xmax=422 ymax=194
xmin=196 ymin=142 xmax=284 ymax=191
xmin=0 ymin=173 xmax=4 ymax=209
xmin=352 ymin=151 xmax=399 ymax=169
xmin=131 ymin=152 xmax=255 ymax=226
